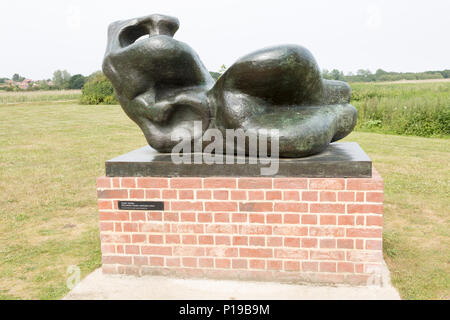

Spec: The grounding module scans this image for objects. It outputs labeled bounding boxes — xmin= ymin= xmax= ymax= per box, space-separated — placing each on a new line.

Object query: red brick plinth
xmin=97 ymin=170 xmax=384 ymax=285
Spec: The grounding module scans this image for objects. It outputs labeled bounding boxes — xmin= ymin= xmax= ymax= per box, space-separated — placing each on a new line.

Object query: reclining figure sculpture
xmin=103 ymin=14 xmax=357 ymax=157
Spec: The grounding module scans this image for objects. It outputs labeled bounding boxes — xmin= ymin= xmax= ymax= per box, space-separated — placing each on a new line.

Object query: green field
xmin=0 ymin=85 xmax=449 ymax=299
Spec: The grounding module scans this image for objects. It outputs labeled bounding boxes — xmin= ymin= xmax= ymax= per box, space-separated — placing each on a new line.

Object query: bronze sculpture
xmin=103 ymin=14 xmax=357 ymax=157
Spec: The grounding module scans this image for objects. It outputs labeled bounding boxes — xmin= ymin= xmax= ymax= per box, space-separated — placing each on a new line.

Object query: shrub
xmin=80 ymin=72 xmax=118 ymax=105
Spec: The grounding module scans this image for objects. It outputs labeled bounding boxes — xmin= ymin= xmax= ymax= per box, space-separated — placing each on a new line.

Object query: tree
xmin=330 ymin=69 xmax=344 ymax=80
xmin=12 ymin=74 xmax=25 ymax=82
xmin=52 ymin=70 xmax=71 ymax=89
xmin=69 ymin=74 xmax=86 ymax=89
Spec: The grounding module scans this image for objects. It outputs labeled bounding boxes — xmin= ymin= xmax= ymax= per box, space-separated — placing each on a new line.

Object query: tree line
xmin=322 ymin=68 xmax=450 ymax=82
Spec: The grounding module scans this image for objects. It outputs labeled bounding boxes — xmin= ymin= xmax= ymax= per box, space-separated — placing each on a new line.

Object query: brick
xmin=267 ymin=214 xmax=282 ymax=224
xmin=240 ymin=248 xmax=272 ymax=258
xmin=366 ymin=192 xmax=384 ymax=203
xmin=205 ymin=202 xmax=237 ymax=212
xmin=302 ymin=191 xmax=318 ymax=201
xmin=309 ymin=227 xmax=345 ymax=237
xmin=231 ymin=213 xmax=247 ymax=223
xmin=98 ymin=200 xmax=113 ymax=210
xmin=348 ymin=204 xmax=383 ymax=214
xmin=206 ymin=247 xmax=238 ymax=257
xmin=182 ymin=235 xmax=197 ymax=244
xmin=123 ymin=222 xmax=138 ymax=232
xmin=173 ymin=246 xmax=205 ymax=257
xmin=310 ymin=179 xmax=345 ymax=190
xmin=337 ymin=239 xmax=354 ymax=249
xmin=125 ymin=245 xmax=139 ymax=254
xmin=213 ymin=190 xmax=229 ymax=200
xmin=249 ymin=214 xmax=265 ymax=223
xmin=97 ymin=189 xmax=128 ymax=199
xmin=366 ymin=240 xmax=382 ymax=250
xmin=356 ymin=239 xmax=364 ymax=249
xmin=132 ymin=234 xmax=146 ymax=243
xmin=273 ymin=226 xmax=307 ymax=236
xmin=147 ymin=211 xmax=162 ymax=221
xmin=199 ymin=258 xmax=214 ymax=268
xmin=206 ymin=224 xmax=235 ymax=234
xmin=275 ymin=248 xmax=308 ymax=259
xmin=137 ymin=177 xmax=168 ymax=188
xmin=172 ymin=201 xmax=203 ymax=211
xmin=196 ymin=190 xmax=211 ymax=200
xmin=112 ymin=178 xmax=120 ymax=188
xmin=346 ymin=228 xmax=382 ymax=238
xmin=121 ymin=178 xmax=136 ymax=188
xmin=204 ymin=178 xmax=236 ymax=189
xmin=240 ymin=202 xmax=273 ymax=212
xmin=198 ymin=235 xmax=214 ymax=245
xmin=249 ymin=260 xmax=266 ymax=270
xmin=356 ymin=216 xmax=365 ymax=225
xmin=355 ymin=192 xmax=364 ymax=202
xmin=99 ymin=222 xmax=113 ymax=231
xmin=338 ymin=215 xmax=354 ymax=226
xmin=102 ymin=256 xmax=132 ymax=265
xmin=101 ymin=244 xmax=115 ymax=254
xmin=301 ymin=238 xmax=318 ymax=248
xmin=162 ymin=190 xmax=177 ymax=199
xmin=97 ymin=177 xmax=111 ymax=188
xmin=197 ymin=212 xmax=212 ymax=223
xmin=347 ymin=251 xmax=382 ymax=263
xmin=182 ymin=257 xmax=198 ymax=267
xmin=338 ymin=191 xmax=355 ymax=202
xmin=240 ymin=225 xmax=272 ymax=235
xmin=214 ymin=212 xmax=230 ymax=223
xmin=267 ymin=237 xmax=283 ymax=247
xmin=284 ymin=214 xmax=300 ymax=224
xmin=215 ymin=258 xmax=231 ymax=269
xmin=320 ymin=239 xmax=336 ymax=249
xmin=367 ymin=216 xmax=383 ymax=226
xmin=100 ymin=234 xmax=130 ymax=243
xmin=302 ymin=261 xmax=318 ymax=272
xmin=320 ymin=191 xmax=336 ymax=202
xmin=320 ymin=215 xmax=336 ymax=225
xmin=319 ymin=262 xmax=337 ymax=272
xmin=230 ymin=190 xmax=247 ymax=200
xmin=164 ymin=212 xmax=179 ymax=222
xmin=130 ymin=211 xmax=145 ymax=221
xmin=268 ymin=260 xmax=283 ymax=270
xmin=310 ymin=203 xmax=345 ymax=213
xmin=149 ymin=235 xmax=163 ymax=244
xmin=179 ymin=190 xmax=194 ymax=200
xmin=347 ymin=179 xmax=383 ymax=191
xmin=338 ymin=262 xmax=354 ymax=273
xmin=274 ymin=203 xmax=307 ymax=212
xmin=133 ymin=256 xmax=148 ymax=266
xmin=310 ymin=250 xmax=344 ymax=261
xmin=170 ymin=178 xmax=201 ymax=189
xmin=164 ymin=234 xmax=181 ymax=244
xmin=274 ymin=178 xmax=307 ymax=189
xmin=238 ymin=178 xmax=272 ymax=189
xmin=284 ymin=261 xmax=300 ymax=271
xmin=301 ymin=214 xmax=317 ymax=225
xmin=141 ymin=246 xmax=172 ymax=255
xmin=180 ymin=212 xmax=196 ymax=222
xmin=166 ymin=257 xmax=181 ymax=267
xmin=233 ymin=236 xmax=248 ymax=246
xmin=266 ymin=191 xmax=282 ymax=200
xmin=249 ymin=236 xmax=265 ymax=246
xmin=140 ymin=223 xmax=168 ymax=233
xmin=129 ymin=189 xmax=144 ymax=199
xmin=149 ymin=257 xmax=164 ymax=266
xmin=215 ymin=236 xmax=231 ymax=245
xmin=284 ymin=237 xmax=300 ymax=247
xmin=114 ymin=223 xmax=122 ymax=232
xmin=283 ymin=191 xmax=300 ymax=201
xmin=172 ymin=224 xmax=204 ymax=234
xmin=232 ymin=259 xmax=248 ymax=269
xmin=248 ymin=191 xmax=265 ymax=200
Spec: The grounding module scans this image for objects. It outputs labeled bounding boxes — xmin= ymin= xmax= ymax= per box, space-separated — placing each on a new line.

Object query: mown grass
xmin=350 ymin=82 xmax=450 ymax=137
xmin=0 ymin=99 xmax=448 ymax=299
xmin=0 ymin=90 xmax=81 ymax=104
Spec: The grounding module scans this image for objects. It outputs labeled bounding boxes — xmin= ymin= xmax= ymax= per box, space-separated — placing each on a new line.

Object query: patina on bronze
xmin=102 ymin=14 xmax=357 ymax=157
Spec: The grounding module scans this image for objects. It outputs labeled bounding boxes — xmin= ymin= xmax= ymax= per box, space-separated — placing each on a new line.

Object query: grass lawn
xmin=0 ymin=102 xmax=448 ymax=299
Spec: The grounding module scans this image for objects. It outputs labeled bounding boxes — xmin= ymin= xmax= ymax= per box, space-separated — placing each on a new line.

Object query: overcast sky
xmin=1 ymin=0 xmax=449 ymax=80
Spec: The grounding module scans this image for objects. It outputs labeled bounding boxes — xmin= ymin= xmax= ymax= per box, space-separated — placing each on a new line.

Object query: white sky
xmin=0 ymin=0 xmax=449 ymax=80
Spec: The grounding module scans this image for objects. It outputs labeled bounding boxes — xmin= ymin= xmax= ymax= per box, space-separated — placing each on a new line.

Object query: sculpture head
xmin=103 ymin=14 xmax=357 ymax=157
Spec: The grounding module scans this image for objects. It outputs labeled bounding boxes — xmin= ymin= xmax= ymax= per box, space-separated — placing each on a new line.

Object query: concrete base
xmin=64 ymin=261 xmax=400 ymax=300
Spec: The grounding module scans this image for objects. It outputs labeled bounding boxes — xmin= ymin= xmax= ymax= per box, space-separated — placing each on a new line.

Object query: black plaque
xmin=118 ymin=201 xmax=164 ymax=211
